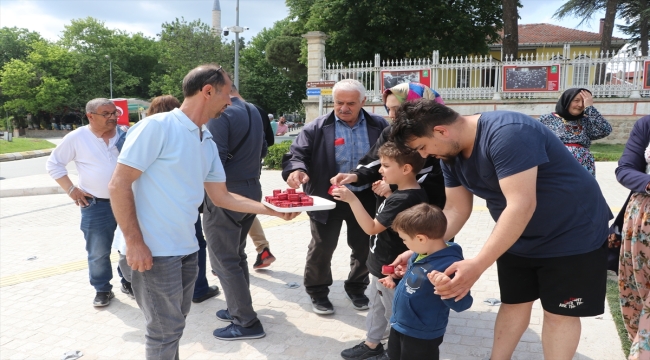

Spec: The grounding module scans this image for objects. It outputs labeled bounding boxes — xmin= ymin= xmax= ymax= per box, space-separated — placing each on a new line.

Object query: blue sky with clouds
xmin=1 ymin=0 xmax=627 ymax=43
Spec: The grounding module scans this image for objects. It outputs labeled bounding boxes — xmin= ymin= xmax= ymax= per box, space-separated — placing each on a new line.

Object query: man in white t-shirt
xmin=46 ymin=98 xmax=128 ymax=307
xmin=108 ymin=64 xmax=298 ymax=359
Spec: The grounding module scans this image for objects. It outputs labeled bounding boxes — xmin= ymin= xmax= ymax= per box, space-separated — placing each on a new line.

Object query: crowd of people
xmin=46 ymin=63 xmax=648 ymax=360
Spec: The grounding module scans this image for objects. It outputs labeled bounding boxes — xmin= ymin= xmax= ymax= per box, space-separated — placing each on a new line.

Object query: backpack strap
xmin=226 ymin=103 xmax=252 ymax=161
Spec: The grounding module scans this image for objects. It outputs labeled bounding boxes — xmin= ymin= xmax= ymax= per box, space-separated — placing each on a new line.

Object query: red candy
xmin=381 ymin=265 xmax=394 ymax=274
xmin=266 ymin=188 xmax=320 ymax=208
xmin=328 ymin=185 xmax=339 ymax=195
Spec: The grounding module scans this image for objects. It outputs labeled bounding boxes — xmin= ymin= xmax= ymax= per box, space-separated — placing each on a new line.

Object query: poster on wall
xmin=111 ymin=98 xmax=130 ymax=126
xmin=381 ymin=70 xmax=431 ymax=91
xmin=503 ymin=65 xmax=560 ymax=92
xmin=643 ymin=60 xmax=650 ymax=90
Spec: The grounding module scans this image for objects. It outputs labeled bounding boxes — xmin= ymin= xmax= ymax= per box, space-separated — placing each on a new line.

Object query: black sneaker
xmin=216 ymin=309 xmax=234 ymax=322
xmin=192 ymin=285 xmax=220 ymax=303
xmin=93 ymin=291 xmax=115 ymax=307
xmin=213 ymin=321 xmax=266 ymax=341
xmin=341 ymin=341 xmax=385 ymax=360
xmin=311 ymin=296 xmax=334 ymax=315
xmin=346 ymin=293 xmax=370 ymax=311
xmin=366 ymin=351 xmax=389 ymax=360
xmin=253 ymin=247 xmax=276 ymax=269
xmin=121 ymin=282 xmax=135 ymax=299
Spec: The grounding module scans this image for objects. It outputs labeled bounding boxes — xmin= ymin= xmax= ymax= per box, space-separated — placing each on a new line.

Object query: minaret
xmin=212 ymin=0 xmax=222 ymax=36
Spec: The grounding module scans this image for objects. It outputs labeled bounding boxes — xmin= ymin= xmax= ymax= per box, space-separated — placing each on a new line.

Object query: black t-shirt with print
xmin=366 ymin=188 xmax=428 ymax=278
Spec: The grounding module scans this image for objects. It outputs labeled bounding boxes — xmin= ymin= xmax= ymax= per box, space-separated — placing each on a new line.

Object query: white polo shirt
xmin=113 ymin=108 xmax=226 ymax=257
xmin=46 ymin=126 xmax=120 ymax=199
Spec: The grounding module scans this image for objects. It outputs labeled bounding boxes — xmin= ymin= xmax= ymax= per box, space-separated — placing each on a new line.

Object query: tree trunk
xmin=596 ymin=0 xmax=619 ymax=84
xmin=502 ymin=0 xmax=519 ymax=60
xmin=640 ymin=0 xmax=648 ymax=56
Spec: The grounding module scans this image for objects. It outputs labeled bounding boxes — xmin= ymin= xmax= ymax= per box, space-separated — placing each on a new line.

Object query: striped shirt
xmin=335 ymin=113 xmax=371 ymax=191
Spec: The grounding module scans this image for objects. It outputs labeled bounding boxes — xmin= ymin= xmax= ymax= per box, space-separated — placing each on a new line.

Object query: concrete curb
xmin=0 ymin=148 xmax=53 ymax=162
xmin=0 ymin=186 xmax=65 ymax=198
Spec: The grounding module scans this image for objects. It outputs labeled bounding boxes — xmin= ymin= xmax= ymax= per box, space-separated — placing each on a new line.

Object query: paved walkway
xmin=0 ymin=163 xmax=628 ymax=359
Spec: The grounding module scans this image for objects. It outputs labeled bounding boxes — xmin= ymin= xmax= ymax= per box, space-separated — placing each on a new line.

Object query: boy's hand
xmin=428 ymin=270 xmax=451 ymax=288
xmin=378 ymin=276 xmax=396 ymax=289
xmin=390 ymin=250 xmax=413 ymax=277
xmin=332 ymin=186 xmax=357 ymax=203
xmin=371 ymin=180 xmax=392 ymax=198
xmin=331 ymin=173 xmax=358 ymax=185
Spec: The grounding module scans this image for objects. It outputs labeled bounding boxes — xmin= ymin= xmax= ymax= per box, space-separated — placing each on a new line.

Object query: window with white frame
xmin=573 ymin=55 xmax=591 ymax=86
xmin=456 ymin=68 xmax=470 ymax=88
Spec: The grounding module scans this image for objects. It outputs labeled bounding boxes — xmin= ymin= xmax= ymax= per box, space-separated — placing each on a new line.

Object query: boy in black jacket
xmin=332 ymin=142 xmax=428 ymax=360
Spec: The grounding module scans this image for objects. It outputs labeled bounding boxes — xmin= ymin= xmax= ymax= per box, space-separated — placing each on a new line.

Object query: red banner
xmin=111 ymin=99 xmax=129 ymax=126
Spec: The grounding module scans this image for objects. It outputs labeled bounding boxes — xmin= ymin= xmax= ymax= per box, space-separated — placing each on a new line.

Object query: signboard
xmin=111 ymin=98 xmax=130 ymax=126
xmin=307 ymin=88 xmax=322 ymax=96
xmin=381 ymin=69 xmax=431 ymax=92
xmin=321 ymin=88 xmax=332 ymax=96
xmin=503 ymin=65 xmax=560 ymax=92
xmin=306 ymin=81 xmax=336 ymax=88
xmin=643 ymin=60 xmax=650 ymax=90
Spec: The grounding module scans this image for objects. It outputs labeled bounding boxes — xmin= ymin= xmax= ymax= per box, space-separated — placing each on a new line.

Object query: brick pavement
xmin=0 ymin=166 xmax=626 ymax=359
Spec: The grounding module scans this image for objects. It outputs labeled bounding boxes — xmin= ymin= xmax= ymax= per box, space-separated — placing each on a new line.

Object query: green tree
xmin=239 ymin=19 xmax=306 ymax=115
xmin=286 ymin=0 xmax=503 ymax=63
xmin=60 ymin=17 xmax=161 ymax=102
xmin=0 ymin=27 xmax=42 ymax=70
xmin=502 ymin=0 xmax=522 ymax=59
xmin=150 ymin=18 xmax=234 ymax=100
xmin=553 ymin=0 xmax=622 ymax=83
xmin=265 ymin=36 xmax=306 ymax=81
xmin=1 ymin=41 xmax=77 ymax=114
xmin=618 ymin=0 xmax=649 ymax=55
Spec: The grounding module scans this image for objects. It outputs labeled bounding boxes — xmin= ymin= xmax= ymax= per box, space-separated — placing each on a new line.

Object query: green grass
xmin=0 ymin=137 xmax=56 ymax=154
xmin=606 ymin=277 xmax=632 ymax=357
xmin=591 ymin=144 xmax=625 ymax=161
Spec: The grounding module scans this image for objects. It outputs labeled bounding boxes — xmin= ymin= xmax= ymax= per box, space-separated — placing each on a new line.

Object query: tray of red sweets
xmin=262 ymin=188 xmax=336 ymax=212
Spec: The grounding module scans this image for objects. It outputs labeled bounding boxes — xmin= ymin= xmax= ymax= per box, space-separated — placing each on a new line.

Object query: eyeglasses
xmin=91 ymin=111 xmax=120 ymax=118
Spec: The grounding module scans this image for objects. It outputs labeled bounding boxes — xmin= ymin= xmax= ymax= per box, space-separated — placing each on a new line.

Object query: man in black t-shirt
xmin=390 ymin=100 xmax=611 ymax=360
xmin=333 ymin=142 xmax=428 ymax=359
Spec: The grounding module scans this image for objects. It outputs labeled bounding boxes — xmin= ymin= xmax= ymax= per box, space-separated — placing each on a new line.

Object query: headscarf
xmin=555 ymin=88 xmax=590 ymax=121
xmin=382 ymin=82 xmax=445 ymax=106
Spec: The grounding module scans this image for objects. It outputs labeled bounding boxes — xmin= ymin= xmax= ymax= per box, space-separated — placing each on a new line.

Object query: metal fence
xmin=322 ymin=45 xmax=650 ymax=101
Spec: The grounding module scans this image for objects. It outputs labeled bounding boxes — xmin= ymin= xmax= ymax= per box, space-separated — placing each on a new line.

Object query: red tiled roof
xmin=494 ymin=23 xmax=625 ymax=45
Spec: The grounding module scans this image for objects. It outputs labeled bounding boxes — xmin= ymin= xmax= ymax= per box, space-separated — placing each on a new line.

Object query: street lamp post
xmin=105 ymin=55 xmax=113 ymax=99
xmin=223 ymin=0 xmax=248 ymax=89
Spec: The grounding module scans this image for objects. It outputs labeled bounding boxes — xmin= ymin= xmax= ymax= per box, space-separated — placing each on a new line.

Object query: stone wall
xmin=22 ymin=129 xmax=71 ymax=138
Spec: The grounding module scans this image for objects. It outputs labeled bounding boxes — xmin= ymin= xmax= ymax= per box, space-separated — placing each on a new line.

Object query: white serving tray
xmin=262 ymin=195 xmax=336 ymax=213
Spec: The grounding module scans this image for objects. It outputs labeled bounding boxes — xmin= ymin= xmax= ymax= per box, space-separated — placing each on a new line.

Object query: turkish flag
xmin=111 ymin=99 xmax=130 ymax=126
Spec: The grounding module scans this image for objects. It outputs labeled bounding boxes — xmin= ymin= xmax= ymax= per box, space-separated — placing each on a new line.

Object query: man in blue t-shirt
xmin=389 ymin=100 xmax=612 ymax=360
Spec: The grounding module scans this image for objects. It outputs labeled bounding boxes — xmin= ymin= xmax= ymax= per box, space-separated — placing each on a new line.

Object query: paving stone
xmin=0 ymin=164 xmax=627 ymax=359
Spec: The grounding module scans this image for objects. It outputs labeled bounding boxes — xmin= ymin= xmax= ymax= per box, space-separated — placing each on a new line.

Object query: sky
xmin=0 ymin=0 xmax=628 ymax=43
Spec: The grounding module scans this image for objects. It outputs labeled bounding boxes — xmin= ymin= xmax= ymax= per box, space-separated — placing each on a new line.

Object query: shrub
xmin=264 ymin=140 xmax=292 ymax=170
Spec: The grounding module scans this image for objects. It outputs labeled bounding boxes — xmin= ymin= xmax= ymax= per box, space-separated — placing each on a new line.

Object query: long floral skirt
xmin=620 ymin=192 xmax=650 ymax=360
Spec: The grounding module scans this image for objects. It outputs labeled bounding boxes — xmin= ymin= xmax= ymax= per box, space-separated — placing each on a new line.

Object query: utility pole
xmin=223 ymin=0 xmax=248 ymax=89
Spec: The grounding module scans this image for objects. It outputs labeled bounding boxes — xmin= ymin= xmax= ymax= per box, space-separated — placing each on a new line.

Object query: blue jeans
xmin=120 ymin=252 xmax=198 ymax=360
xmin=79 ymin=199 xmax=116 ymax=292
xmin=192 ymin=214 xmax=210 ymax=298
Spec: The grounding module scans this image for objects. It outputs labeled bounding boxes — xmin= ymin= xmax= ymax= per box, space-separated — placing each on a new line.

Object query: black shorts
xmin=496 ymin=243 xmax=607 ymax=317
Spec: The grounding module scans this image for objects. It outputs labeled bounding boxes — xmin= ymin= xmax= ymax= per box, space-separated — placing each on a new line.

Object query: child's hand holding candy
xmin=378 ymin=276 xmax=396 ymax=289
